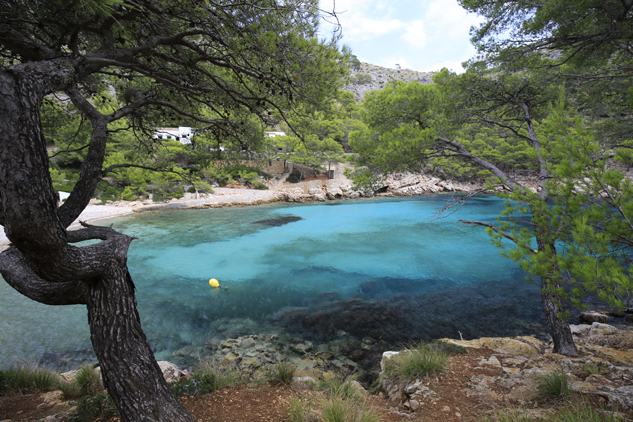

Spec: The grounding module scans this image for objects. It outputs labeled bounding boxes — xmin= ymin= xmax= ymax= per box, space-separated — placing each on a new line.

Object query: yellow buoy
xmin=209 ymin=278 xmax=220 ymax=288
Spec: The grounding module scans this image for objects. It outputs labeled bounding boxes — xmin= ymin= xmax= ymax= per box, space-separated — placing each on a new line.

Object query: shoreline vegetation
xmin=0 ymin=169 xmax=540 ymax=250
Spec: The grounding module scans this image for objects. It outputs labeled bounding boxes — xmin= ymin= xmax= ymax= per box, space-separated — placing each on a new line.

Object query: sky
xmin=319 ymin=0 xmax=484 ymax=73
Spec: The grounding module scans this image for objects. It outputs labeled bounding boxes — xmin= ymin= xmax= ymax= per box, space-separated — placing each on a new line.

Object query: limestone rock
xmin=158 ymin=361 xmax=182 ymax=383
xmin=601 ymin=385 xmax=633 ymax=410
xmin=41 ymin=390 xmax=64 ymax=404
xmin=589 ymin=322 xmax=619 ymax=337
xmin=440 ymin=336 xmax=542 ymax=356
xmin=569 ymin=324 xmax=592 ymax=338
xmin=580 ymin=311 xmax=610 ymax=324
xmin=380 ymin=351 xmax=400 ymax=371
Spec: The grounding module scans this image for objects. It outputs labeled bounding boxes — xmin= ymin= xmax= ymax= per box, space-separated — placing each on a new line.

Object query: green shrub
xmin=170 ymin=363 xmax=245 ymax=397
xmin=152 ymin=188 xmax=167 ymax=202
xmin=269 ymin=362 xmax=296 ymax=386
xmin=120 ymin=186 xmax=137 ymax=201
xmin=251 ymin=180 xmax=268 ymax=190
xmin=170 ymin=373 xmax=219 ymax=397
xmin=170 ymin=187 xmax=185 ymax=199
xmin=536 ymin=371 xmax=571 ymax=400
xmin=187 ymin=186 xmax=197 ymax=193
xmin=287 ymin=170 xmax=303 ymax=183
xmin=67 ymin=391 xmax=117 ymax=422
xmin=381 ymin=343 xmax=448 ymax=383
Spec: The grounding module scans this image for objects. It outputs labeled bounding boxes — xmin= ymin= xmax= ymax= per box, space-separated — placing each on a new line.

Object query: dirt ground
xmin=0 ymin=347 xmax=629 ymax=422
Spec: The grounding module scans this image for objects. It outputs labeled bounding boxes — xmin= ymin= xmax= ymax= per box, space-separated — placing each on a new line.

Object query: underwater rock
xmin=254 ymin=216 xmax=303 ymax=226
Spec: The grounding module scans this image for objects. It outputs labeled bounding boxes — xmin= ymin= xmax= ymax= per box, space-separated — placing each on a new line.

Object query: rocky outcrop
xmin=381 ymin=329 xmax=633 ymax=413
xmin=201 ymin=333 xmax=359 ymax=381
xmin=580 ymin=311 xmax=611 ymax=324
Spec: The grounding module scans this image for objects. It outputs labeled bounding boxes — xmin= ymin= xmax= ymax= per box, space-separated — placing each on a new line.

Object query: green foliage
xmin=319 ymin=376 xmax=364 ymax=402
xmin=169 ymin=363 xmax=245 ymax=397
xmin=319 ymin=397 xmax=381 ymax=422
xmin=120 ymin=186 xmax=137 ymax=201
xmin=67 ymin=391 xmax=117 ymax=422
xmin=269 ymin=362 xmax=296 ymax=386
xmin=484 ymin=402 xmax=624 ymax=422
xmin=287 ymin=169 xmax=304 ymax=183
xmin=381 ymin=343 xmax=448 ymax=384
xmin=582 ymin=364 xmax=601 ymax=376
xmin=74 ymin=365 xmax=103 ymax=396
xmin=351 ymin=74 xmax=372 ymax=85
xmin=535 ymin=371 xmax=571 ymax=400
xmin=0 ymin=364 xmax=57 ymax=394
xmin=288 ymin=397 xmax=315 ymax=422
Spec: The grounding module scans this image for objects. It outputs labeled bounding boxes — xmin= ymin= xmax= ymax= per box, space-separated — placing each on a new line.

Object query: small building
xmin=264 ymin=131 xmax=286 ymax=138
xmin=153 ymin=127 xmax=193 ymax=144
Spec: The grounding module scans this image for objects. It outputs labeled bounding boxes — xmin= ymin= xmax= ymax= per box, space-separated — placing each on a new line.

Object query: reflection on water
xmin=0 ymin=195 xmax=548 ymax=370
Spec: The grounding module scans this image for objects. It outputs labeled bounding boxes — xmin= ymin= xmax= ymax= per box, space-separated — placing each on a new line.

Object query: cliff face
xmin=342 ymin=62 xmax=434 ymax=102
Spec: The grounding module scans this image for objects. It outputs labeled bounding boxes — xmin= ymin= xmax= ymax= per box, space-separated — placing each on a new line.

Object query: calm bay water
xmin=0 ymin=195 xmax=548 ymax=370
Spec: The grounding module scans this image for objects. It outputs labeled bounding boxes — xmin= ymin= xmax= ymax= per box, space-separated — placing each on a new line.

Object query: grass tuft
xmin=169 ymin=362 xmax=245 ymax=397
xmin=582 ymin=364 xmax=601 ymax=376
xmin=319 ymin=376 xmax=365 ymax=402
xmin=535 ymin=371 xmax=571 ymax=400
xmin=481 ymin=402 xmax=624 ymax=422
xmin=67 ymin=391 xmax=117 ymax=422
xmin=381 ymin=343 xmax=448 ymax=383
xmin=288 ymin=397 xmax=316 ymax=422
xmin=0 ymin=363 xmax=57 ymax=394
xmin=269 ymin=362 xmax=297 ymax=386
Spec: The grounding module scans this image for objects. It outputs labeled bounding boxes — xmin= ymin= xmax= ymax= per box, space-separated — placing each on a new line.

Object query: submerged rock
xmin=254 ymin=216 xmax=303 ymax=226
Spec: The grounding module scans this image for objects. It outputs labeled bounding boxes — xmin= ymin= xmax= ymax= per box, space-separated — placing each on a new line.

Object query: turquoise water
xmin=0 ymin=195 xmax=547 ymax=370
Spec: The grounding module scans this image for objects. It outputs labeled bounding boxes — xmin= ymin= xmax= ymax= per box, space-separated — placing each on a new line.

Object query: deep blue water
xmin=0 ymin=195 xmax=548 ymax=370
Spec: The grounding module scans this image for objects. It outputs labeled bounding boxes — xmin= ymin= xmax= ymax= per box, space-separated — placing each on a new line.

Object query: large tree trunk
xmin=0 ymin=63 xmax=196 ymax=421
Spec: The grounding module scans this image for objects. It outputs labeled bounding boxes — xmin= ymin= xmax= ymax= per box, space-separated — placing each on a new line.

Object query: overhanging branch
xmin=0 ymin=246 xmax=88 ymax=305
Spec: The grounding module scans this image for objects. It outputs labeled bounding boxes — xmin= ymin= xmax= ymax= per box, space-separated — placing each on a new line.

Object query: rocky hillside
xmin=343 ymin=62 xmax=434 ymax=102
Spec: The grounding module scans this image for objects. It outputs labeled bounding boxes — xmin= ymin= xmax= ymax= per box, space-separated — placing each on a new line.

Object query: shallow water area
xmin=0 ymin=195 xmax=548 ymax=371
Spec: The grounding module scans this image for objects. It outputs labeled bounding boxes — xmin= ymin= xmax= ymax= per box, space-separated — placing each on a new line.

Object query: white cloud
xmin=401 ymin=21 xmax=427 ymax=49
xmin=341 ymin=14 xmax=404 ymax=42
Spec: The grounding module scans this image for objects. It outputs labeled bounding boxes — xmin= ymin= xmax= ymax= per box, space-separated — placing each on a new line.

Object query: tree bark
xmin=0 ymin=63 xmax=197 ymax=421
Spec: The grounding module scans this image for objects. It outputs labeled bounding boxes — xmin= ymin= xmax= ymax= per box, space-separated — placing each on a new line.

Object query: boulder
xmin=440 ymin=336 xmax=542 ymax=356
xmin=602 ymin=385 xmax=633 ymax=410
xmin=580 ymin=311 xmax=610 ymax=324
xmin=569 ymin=324 xmax=592 ymax=338
xmin=157 ymin=361 xmax=182 ymax=383
xmin=41 ymin=390 xmax=64 ymax=404
xmin=588 ymin=322 xmax=619 ymax=337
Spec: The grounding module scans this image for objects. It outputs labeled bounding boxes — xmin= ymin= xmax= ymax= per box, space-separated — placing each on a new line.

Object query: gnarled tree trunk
xmin=0 ymin=62 xmax=196 ymax=421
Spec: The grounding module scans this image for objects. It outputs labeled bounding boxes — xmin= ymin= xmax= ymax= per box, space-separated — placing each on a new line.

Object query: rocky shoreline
xmin=0 ymin=171 xmax=522 ymax=250
xmin=21 ymin=322 xmax=633 ymax=422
